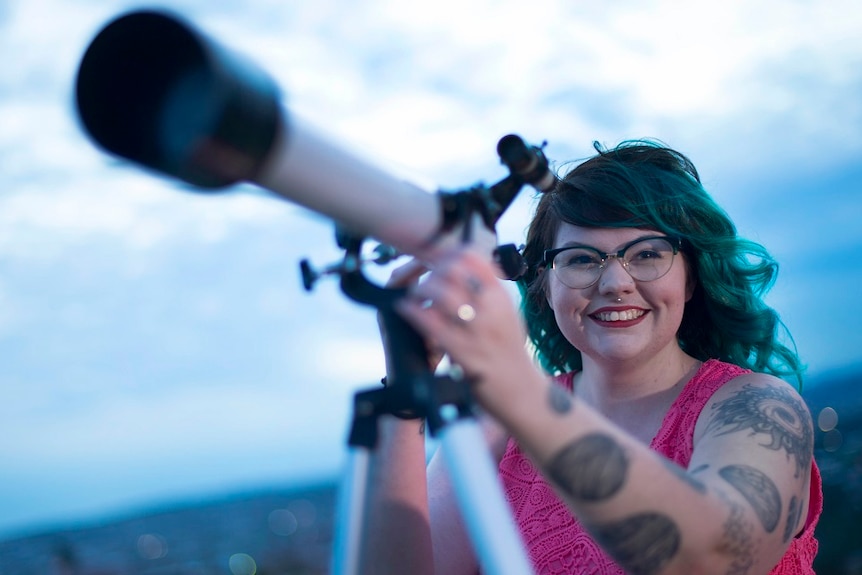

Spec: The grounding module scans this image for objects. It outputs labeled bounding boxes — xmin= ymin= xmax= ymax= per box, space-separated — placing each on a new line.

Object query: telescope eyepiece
xmin=496 ymin=134 xmax=556 ymax=193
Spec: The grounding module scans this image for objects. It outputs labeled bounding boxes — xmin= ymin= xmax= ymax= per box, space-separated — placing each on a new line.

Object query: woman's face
xmin=545 ymin=224 xmax=694 ymax=366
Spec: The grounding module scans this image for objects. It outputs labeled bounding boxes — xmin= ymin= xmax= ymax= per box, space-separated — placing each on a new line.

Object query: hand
xmin=394 ymin=248 xmax=534 ymax=407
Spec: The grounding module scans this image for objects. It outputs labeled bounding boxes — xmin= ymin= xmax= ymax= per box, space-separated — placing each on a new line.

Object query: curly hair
xmin=517 ymin=139 xmax=805 ymax=388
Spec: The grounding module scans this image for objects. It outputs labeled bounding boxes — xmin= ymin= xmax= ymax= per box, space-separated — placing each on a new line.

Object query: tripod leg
xmin=331 ymin=447 xmax=371 ymax=575
xmin=437 ymin=416 xmax=534 ymax=575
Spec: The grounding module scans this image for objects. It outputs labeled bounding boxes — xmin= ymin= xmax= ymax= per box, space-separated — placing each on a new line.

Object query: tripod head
xmin=294 ymin=131 xmax=554 ymax=423
xmin=298 ymin=131 xmax=550 ymax=296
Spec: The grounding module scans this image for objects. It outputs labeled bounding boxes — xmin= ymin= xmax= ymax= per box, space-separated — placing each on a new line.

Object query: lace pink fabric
xmin=497 ymin=359 xmax=822 ymax=574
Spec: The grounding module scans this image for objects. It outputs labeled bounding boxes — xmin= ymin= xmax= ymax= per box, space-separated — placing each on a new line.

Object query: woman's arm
xmin=359 ymin=408 xmax=507 ymax=575
xmin=687 ymin=373 xmax=814 ymax=572
xmin=359 ymin=415 xmax=434 ymax=575
xmin=481 ymin=366 xmax=812 ymax=575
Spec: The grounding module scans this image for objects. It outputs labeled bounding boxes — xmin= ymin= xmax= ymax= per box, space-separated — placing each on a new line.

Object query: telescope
xmin=74 ymin=9 xmax=556 ymax=261
xmin=74 ymin=10 xmax=555 ymax=574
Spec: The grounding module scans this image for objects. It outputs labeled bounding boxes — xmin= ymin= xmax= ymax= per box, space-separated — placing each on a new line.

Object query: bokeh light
xmin=268 ymin=508 xmax=298 ymax=536
xmin=823 ymin=429 xmax=844 ymax=453
xmin=818 ymin=406 xmax=839 ymax=432
xmin=228 ymin=552 xmax=257 ymax=575
xmin=136 ymin=533 xmax=168 ymax=560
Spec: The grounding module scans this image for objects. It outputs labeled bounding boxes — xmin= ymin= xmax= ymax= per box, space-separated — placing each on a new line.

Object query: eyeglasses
xmin=542 ymin=235 xmax=682 ymax=289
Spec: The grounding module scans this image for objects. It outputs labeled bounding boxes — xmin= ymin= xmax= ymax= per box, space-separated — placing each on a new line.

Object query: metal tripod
xmin=326 ymin=234 xmax=533 ymax=575
xmin=298 ymin=133 xmax=555 ymax=574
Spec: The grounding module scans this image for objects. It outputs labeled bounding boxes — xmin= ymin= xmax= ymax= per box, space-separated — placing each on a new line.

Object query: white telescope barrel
xmin=255 ymin=116 xmax=446 ymax=257
xmin=74 ymin=9 xmax=474 ymax=258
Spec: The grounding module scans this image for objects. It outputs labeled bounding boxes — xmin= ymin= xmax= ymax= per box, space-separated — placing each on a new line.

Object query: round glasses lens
xmin=552 ymin=247 xmax=603 ymax=288
xmin=623 ymin=237 xmax=676 ymax=282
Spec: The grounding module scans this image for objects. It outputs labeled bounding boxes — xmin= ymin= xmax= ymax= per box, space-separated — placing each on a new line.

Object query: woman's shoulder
xmin=703 ymin=367 xmax=805 ymax=405
xmin=693 ymin=358 xmax=750 ymax=383
xmin=694 ymin=366 xmax=812 ymax=448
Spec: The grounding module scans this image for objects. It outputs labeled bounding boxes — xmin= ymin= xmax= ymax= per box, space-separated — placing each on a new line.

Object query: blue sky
xmin=2 ymin=0 xmax=862 ymax=538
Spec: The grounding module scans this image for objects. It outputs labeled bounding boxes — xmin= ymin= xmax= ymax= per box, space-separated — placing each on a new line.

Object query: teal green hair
xmin=517 ymin=140 xmax=805 ymax=388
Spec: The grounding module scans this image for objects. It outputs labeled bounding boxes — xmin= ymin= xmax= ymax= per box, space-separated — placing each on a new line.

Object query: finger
xmin=395 ymin=298 xmax=482 ymax=382
xmin=412 ymin=264 xmax=488 ymax=313
xmin=386 ymin=258 xmax=429 ymax=288
xmin=457 ymin=248 xmax=505 ymax=284
xmin=399 ymin=290 xmax=478 ymax=338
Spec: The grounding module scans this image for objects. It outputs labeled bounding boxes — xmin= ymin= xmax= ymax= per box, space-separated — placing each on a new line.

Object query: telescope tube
xmin=75 ymin=9 xmax=462 ymax=257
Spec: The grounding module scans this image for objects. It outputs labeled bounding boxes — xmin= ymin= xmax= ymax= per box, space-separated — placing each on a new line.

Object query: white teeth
xmin=595 ymin=309 xmax=645 ymax=322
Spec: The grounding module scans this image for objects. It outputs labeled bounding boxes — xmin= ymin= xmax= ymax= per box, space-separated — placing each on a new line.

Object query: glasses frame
xmin=542 ymin=235 xmax=683 ymax=289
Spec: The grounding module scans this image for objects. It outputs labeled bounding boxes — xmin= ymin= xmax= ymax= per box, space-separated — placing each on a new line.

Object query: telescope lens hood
xmin=75 ymin=9 xmax=283 ymax=189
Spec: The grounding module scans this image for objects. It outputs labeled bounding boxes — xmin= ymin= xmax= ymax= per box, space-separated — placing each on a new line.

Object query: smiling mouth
xmin=592 ymin=309 xmax=646 ymax=322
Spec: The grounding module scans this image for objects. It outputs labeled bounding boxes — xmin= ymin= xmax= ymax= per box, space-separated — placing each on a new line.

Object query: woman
xmin=361 ymin=140 xmax=821 ymax=575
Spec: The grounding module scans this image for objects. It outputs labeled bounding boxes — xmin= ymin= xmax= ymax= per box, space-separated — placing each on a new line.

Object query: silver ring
xmin=456 ymin=303 xmax=476 ymax=322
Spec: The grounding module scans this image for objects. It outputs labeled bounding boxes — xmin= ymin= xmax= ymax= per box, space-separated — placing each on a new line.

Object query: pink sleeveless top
xmin=498 ymin=359 xmax=822 ymax=575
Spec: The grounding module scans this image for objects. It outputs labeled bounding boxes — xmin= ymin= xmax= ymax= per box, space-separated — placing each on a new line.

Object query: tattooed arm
xmin=477 ymin=368 xmax=813 ymax=575
xmin=687 ymin=374 xmax=814 ymax=573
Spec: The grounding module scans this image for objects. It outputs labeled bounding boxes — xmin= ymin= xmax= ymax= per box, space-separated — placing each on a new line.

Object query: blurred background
xmin=1 ymin=0 xmax=860 ymax=573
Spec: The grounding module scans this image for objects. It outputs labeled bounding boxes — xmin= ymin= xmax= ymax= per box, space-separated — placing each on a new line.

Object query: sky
xmin=2 ymin=0 xmax=862 ymax=539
